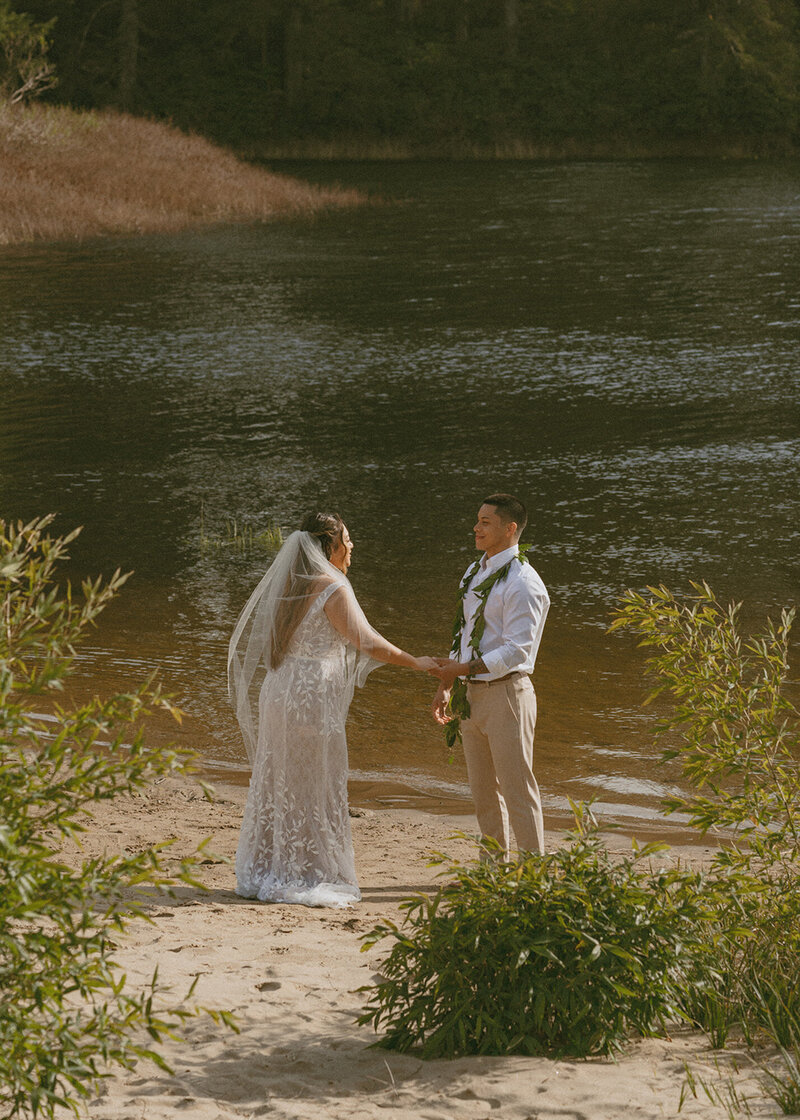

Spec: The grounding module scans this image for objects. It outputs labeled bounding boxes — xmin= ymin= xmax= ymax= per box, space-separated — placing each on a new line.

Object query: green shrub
xmin=612 ymin=583 xmax=800 ymax=1046
xmin=0 ymin=516 xmax=233 ymax=1120
xmin=611 ymin=582 xmax=800 ymax=862
xmin=360 ymin=805 xmax=719 ymax=1058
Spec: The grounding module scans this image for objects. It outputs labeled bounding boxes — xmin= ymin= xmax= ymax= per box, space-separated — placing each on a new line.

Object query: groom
xmin=431 ymin=493 xmax=550 ymax=855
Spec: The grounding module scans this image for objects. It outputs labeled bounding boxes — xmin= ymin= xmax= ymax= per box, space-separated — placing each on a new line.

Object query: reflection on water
xmin=1 ymin=160 xmax=798 ymax=829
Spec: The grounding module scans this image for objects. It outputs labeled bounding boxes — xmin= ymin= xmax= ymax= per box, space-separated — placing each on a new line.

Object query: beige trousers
xmin=461 ymin=675 xmax=544 ymax=856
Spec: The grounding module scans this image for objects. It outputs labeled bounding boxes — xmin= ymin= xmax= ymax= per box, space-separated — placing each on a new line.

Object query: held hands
xmin=413 ymin=656 xmax=444 ymax=673
xmin=412 ymin=656 xmax=469 ymax=689
xmin=412 ymin=656 xmax=466 ymax=687
xmin=430 ymin=656 xmax=466 ymax=690
xmin=412 ymin=655 xmax=460 ymax=681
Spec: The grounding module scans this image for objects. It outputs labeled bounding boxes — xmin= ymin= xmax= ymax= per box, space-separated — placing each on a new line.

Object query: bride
xmin=228 ymin=511 xmax=438 ymax=908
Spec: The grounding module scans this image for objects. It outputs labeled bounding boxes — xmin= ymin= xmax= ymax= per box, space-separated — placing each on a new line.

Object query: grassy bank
xmin=0 ymin=102 xmax=364 ymax=246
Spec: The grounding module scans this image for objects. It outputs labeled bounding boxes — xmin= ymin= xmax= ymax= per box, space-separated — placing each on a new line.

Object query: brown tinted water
xmin=1 ymin=160 xmax=798 ymax=832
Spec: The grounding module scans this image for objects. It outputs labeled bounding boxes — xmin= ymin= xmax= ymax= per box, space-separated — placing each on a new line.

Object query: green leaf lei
xmin=444 ymin=548 xmax=530 ymax=758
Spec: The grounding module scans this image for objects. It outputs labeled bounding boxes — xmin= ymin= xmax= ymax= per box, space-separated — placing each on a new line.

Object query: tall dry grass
xmin=0 ymin=102 xmax=364 ymax=245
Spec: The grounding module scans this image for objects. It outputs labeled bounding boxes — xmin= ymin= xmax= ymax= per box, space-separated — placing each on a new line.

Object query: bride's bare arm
xmin=323 ymin=586 xmax=438 ymax=672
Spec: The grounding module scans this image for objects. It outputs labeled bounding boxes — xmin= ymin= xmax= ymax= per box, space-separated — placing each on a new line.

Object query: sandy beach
xmin=70 ymin=774 xmax=774 ymax=1120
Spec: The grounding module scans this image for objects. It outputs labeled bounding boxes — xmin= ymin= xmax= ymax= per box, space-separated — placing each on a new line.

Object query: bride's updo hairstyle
xmin=270 ymin=511 xmax=345 ymax=669
xmin=300 ymin=511 xmax=345 ymax=559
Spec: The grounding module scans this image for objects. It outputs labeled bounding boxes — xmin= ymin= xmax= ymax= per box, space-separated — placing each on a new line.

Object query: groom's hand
xmin=427 ymin=657 xmax=454 ymax=681
xmin=432 ymin=658 xmax=466 ymax=690
xmin=431 ymin=684 xmax=451 ymax=725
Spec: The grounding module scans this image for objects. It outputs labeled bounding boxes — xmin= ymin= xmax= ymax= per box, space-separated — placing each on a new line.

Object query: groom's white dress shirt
xmin=458 ymin=545 xmax=550 ymax=682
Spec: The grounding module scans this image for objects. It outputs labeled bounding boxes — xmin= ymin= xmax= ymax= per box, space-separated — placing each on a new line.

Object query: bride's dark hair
xmin=270 ymin=512 xmax=345 ymax=669
xmin=299 ymin=511 xmax=345 ymax=559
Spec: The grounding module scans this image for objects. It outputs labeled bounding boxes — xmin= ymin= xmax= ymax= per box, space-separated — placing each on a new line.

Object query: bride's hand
xmin=413 ymin=656 xmax=443 ymax=674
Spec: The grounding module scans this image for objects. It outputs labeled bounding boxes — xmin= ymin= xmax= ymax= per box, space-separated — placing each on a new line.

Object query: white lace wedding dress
xmin=235 ymin=583 xmax=361 ymax=908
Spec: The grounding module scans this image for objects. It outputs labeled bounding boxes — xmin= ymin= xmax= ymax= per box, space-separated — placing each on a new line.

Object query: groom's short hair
xmin=483 ymin=493 xmax=527 ymax=537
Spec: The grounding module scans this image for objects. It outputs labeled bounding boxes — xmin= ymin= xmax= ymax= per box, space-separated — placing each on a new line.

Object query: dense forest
xmin=2 ymin=0 xmax=799 ymax=156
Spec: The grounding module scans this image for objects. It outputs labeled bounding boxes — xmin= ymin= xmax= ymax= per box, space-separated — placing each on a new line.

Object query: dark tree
xmin=12 ymin=0 xmax=799 ymax=154
xmin=118 ymin=0 xmax=137 ymax=109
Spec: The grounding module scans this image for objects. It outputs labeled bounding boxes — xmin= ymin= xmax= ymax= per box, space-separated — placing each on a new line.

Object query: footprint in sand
xmin=454 ymin=1088 xmax=502 ymax=1108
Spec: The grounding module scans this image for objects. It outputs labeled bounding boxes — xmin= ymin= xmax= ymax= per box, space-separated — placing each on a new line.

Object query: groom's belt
xmin=469 ymin=670 xmax=529 ymax=686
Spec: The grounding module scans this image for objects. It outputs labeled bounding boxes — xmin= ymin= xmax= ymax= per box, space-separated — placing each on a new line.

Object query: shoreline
xmin=3 ymin=99 xmax=797 ymax=251
xmin=62 ymin=770 xmax=758 ymax=1120
xmin=197 ymin=762 xmax=718 ymax=853
xmin=243 ymin=137 xmax=800 ymax=162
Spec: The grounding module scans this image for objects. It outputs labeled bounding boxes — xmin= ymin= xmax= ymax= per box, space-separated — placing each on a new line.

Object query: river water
xmin=1 ymin=160 xmax=798 ymax=831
